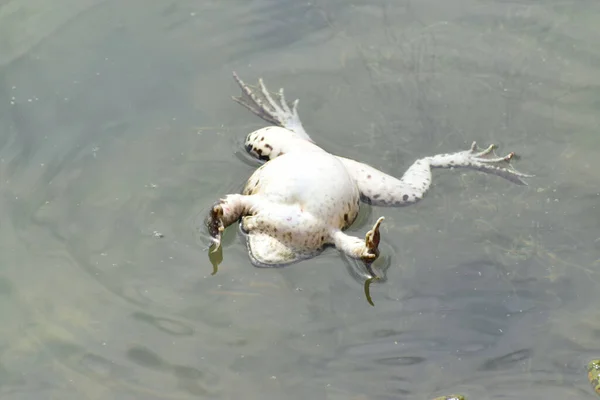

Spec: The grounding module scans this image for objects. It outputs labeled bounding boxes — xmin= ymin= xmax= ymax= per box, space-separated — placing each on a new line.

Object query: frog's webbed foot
xmin=231 ymin=72 xmax=311 ymax=141
xmin=361 ymin=217 xmax=385 ymax=263
xmin=430 ymin=141 xmax=533 ymax=185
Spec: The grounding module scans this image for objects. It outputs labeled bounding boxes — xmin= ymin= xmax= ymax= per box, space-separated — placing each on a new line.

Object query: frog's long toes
xmin=458 ymin=143 xmax=534 ymax=185
xmin=258 ymin=78 xmax=282 ymax=112
xmin=207 ymin=204 xmax=225 ymax=245
xmin=365 ymin=217 xmax=385 ymax=252
xmin=231 ymin=72 xmax=300 ymax=129
xmin=471 ymin=142 xmax=496 ymax=157
xmin=232 ymin=72 xmax=274 ymax=124
xmin=472 ymin=145 xmax=516 ymax=164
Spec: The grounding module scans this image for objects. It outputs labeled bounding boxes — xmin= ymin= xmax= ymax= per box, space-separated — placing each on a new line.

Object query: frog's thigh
xmin=241 ymin=215 xmax=259 ymax=232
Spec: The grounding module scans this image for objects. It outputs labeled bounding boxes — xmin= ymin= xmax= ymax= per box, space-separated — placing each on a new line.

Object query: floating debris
xmin=589 ymin=359 xmax=600 ymax=396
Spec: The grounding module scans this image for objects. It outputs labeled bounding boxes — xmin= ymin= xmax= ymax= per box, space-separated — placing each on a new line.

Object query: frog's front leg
xmin=339 ymin=142 xmax=532 ymax=207
xmin=232 ymin=72 xmax=312 ymax=141
xmin=332 ymin=217 xmax=385 ymax=263
xmin=206 ymin=194 xmax=258 ymax=251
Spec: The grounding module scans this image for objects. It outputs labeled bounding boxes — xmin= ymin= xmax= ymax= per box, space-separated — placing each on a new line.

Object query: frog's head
xmin=244 ymin=126 xmax=295 ymax=161
xmin=244 ymin=126 xmax=318 ymax=162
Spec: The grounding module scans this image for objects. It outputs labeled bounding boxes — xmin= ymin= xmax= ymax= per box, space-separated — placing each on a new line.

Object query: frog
xmin=206 ymin=72 xmax=531 ymax=268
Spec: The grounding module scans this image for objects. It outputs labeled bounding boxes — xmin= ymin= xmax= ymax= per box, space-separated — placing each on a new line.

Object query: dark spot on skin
xmin=245 ymin=144 xmax=252 ymax=152
xmin=344 ymin=213 xmax=348 ymax=222
xmin=373 ymin=194 xmax=380 ymax=199
xmin=265 ymin=144 xmax=273 ymax=150
xmin=277 ymin=151 xmax=284 ymax=157
xmin=367 ymin=174 xmax=372 ymax=179
xmin=255 ymin=148 xmax=263 ymax=156
xmin=321 ymin=236 xmax=324 ymax=241
xmin=260 ymin=137 xmax=264 ymax=141
xmin=402 ymin=194 xmax=409 ymax=201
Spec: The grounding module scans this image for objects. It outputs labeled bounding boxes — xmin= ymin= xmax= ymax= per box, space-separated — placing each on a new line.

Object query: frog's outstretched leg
xmin=331 ymin=217 xmax=385 ymax=262
xmin=232 ymin=72 xmax=312 ymax=141
xmin=339 ymin=142 xmax=532 ymax=207
xmin=206 ymin=194 xmax=258 ymax=251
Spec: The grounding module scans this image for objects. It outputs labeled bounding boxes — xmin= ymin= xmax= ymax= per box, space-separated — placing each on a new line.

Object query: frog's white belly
xmin=241 ymin=151 xmax=361 ymax=266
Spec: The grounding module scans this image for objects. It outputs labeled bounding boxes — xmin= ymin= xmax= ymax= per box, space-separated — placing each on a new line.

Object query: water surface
xmin=1 ymin=0 xmax=599 ymax=399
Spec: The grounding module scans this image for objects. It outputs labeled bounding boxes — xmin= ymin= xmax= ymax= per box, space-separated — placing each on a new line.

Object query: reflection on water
xmin=0 ymin=0 xmax=599 ymax=399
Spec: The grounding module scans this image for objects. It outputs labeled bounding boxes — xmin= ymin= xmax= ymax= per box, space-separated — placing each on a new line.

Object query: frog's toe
xmin=232 ymin=72 xmax=310 ymax=139
xmin=365 ymin=217 xmax=384 ymax=249
xmin=430 ymin=142 xmax=533 ymax=185
xmin=468 ymin=142 xmax=533 ymax=185
xmin=206 ymin=204 xmax=225 ymax=251
xmin=470 ymin=142 xmax=515 ymax=163
xmin=362 ymin=217 xmax=385 ymax=261
xmin=231 ymin=72 xmax=294 ymax=125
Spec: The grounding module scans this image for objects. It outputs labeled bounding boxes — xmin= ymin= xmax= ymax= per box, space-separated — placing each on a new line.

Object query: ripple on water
xmin=131 ymin=311 xmax=195 ymax=337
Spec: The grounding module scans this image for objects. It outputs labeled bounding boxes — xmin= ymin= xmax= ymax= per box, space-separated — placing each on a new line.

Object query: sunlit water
xmin=0 ymin=1 xmax=599 ymax=399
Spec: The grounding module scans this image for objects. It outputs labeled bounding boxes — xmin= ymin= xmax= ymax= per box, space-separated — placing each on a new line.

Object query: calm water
xmin=1 ymin=1 xmax=599 ymax=399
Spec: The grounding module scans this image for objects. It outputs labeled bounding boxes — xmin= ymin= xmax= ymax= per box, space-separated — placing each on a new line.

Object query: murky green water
xmin=1 ymin=1 xmax=599 ymax=399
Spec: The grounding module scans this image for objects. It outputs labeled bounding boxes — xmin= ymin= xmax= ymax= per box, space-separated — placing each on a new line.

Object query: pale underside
xmin=240 ymin=150 xmax=361 ymax=267
xmin=245 ymin=233 xmax=322 ymax=267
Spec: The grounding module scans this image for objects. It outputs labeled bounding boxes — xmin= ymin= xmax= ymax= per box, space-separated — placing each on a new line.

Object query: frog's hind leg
xmin=206 ymin=194 xmax=259 ymax=251
xmin=332 ymin=217 xmax=385 ymax=263
xmin=232 ymin=72 xmax=312 ymax=141
xmin=338 ymin=142 xmax=532 ymax=207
